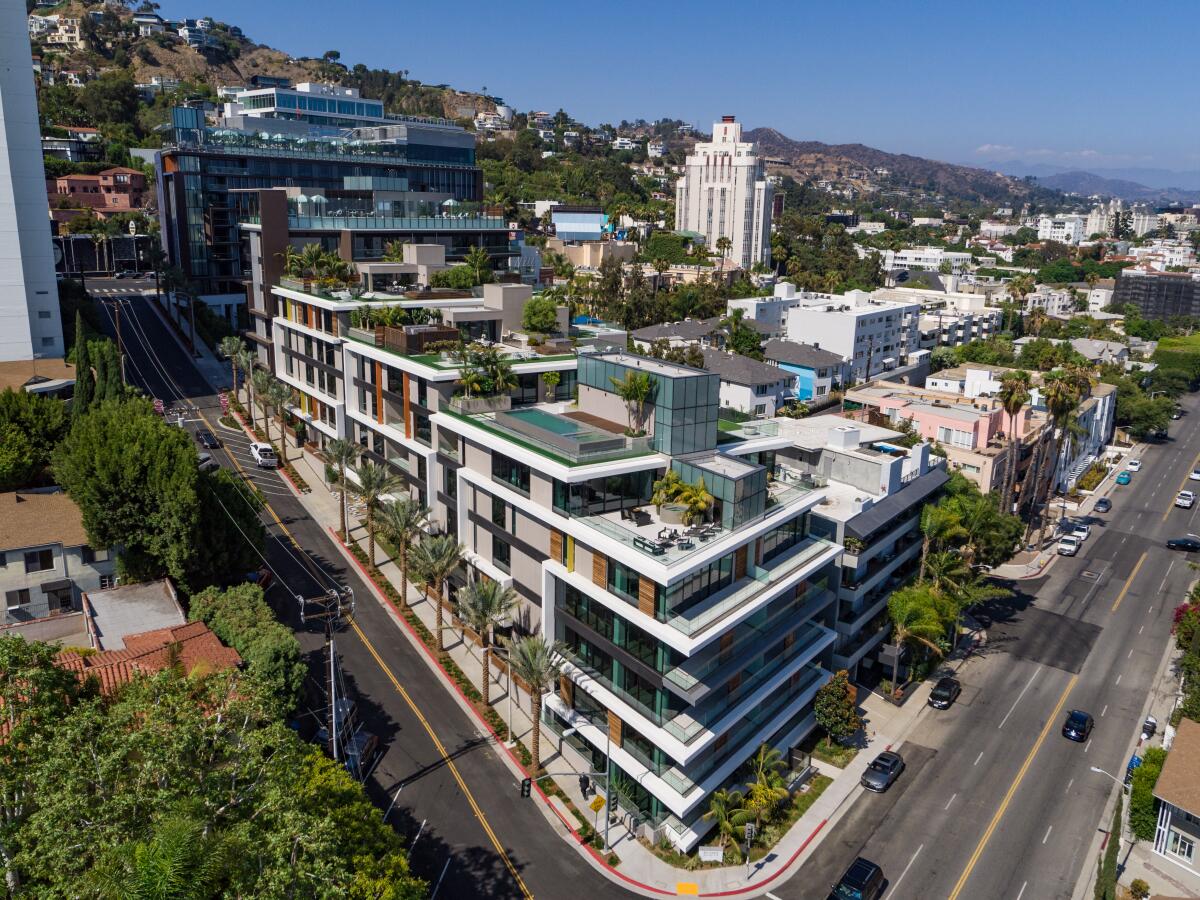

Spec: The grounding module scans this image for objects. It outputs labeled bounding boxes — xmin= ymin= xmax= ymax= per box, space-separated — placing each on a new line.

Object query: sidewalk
xmin=279 ymin=436 xmax=947 ymax=897
xmin=142 ymin=291 xmax=232 ymax=394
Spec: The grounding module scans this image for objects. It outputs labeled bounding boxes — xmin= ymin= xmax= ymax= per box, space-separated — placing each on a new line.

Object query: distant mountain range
xmin=745 ymin=129 xmax=1057 ymax=205
xmin=981 ymin=160 xmax=1200 ymax=203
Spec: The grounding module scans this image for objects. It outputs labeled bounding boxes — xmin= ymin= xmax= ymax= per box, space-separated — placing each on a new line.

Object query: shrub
xmin=1130 ymin=746 xmax=1167 ymax=841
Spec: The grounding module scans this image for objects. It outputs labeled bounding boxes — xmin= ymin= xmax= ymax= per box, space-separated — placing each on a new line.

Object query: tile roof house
xmin=56 ymin=621 xmax=241 ymax=694
xmin=1152 ymin=717 xmax=1200 ymax=878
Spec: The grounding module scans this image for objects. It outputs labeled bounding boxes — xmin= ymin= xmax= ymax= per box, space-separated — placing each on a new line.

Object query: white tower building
xmin=675 ymin=116 xmax=773 ymax=270
xmin=0 ymin=2 xmax=63 ymax=361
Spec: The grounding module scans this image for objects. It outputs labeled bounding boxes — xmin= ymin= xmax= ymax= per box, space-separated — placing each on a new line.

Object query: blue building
xmin=551 ymin=205 xmax=608 ymax=242
xmin=763 ymin=339 xmax=848 ymax=402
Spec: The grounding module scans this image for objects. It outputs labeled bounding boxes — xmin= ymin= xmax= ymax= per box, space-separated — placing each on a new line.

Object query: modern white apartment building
xmin=1130 ymin=240 xmax=1196 ymax=271
xmin=221 ymin=82 xmax=391 ymax=131
xmin=1025 ymin=285 xmax=1078 ymax=318
xmin=880 ymin=246 xmax=973 ymax=274
xmin=675 ymin=116 xmax=773 ymax=269
xmin=1 ymin=3 xmax=64 ymax=361
xmin=1037 ymin=215 xmax=1087 ymax=245
xmin=783 ymin=291 xmax=921 ymax=382
xmin=1132 ymin=209 xmax=1161 ymax=237
xmin=979 ymin=220 xmax=1020 ymax=238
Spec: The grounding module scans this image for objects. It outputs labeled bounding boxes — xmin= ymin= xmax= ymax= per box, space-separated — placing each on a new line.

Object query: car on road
xmin=827 ymin=857 xmax=885 ymax=900
xmin=1167 ymin=537 xmax=1200 ymax=552
xmin=928 ymin=676 xmax=962 ymax=709
xmin=1127 ymin=459 xmax=1142 ymax=472
xmin=195 ymin=428 xmax=221 ymax=449
xmin=250 ymin=442 xmax=279 ymax=468
xmin=1057 ymin=535 xmax=1081 ymax=556
xmin=1191 ymin=468 xmax=1200 ymax=482
xmin=860 ymin=751 xmax=905 ymax=793
xmin=196 ymin=452 xmax=219 ymax=473
xmin=1070 ymin=522 xmax=1091 ymax=541
xmin=1173 ymin=408 xmax=1184 ymax=420
xmin=1116 ymin=471 xmax=1132 ymax=485
xmin=1062 ymin=709 xmax=1094 ymax=742
xmin=1178 ymin=491 xmax=1196 ymax=510
xmin=112 ymin=271 xmax=128 ymax=279
xmin=1094 ymin=498 xmax=1112 ymax=513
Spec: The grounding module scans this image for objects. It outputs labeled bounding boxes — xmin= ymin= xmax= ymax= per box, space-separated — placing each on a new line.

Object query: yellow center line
xmin=1162 ymin=453 xmax=1200 ymax=522
xmin=1111 ymin=551 xmax=1147 ymax=613
xmin=948 ymin=674 xmax=1077 ymax=900
xmin=206 ymin=408 xmax=533 ymax=898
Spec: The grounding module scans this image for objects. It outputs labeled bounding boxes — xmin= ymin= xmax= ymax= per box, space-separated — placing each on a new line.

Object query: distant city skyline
xmin=158 ymin=0 xmax=1199 ymax=170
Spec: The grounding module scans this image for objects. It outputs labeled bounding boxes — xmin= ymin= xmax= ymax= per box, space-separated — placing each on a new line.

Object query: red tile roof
xmin=56 ymin=621 xmax=240 ymax=693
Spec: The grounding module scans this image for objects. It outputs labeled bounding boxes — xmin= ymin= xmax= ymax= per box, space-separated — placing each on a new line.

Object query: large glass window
xmin=563 ymin=584 xmax=615 ymax=642
xmin=413 ymin=412 xmax=431 ymax=447
xmin=491 ymin=494 xmax=506 ymax=528
xmin=493 ymin=536 xmax=511 ymax=573
xmin=552 ymin=471 xmax=655 ymax=517
xmin=659 ymin=553 xmax=735 ymax=617
xmin=607 ymin=560 xmax=640 ymax=604
xmin=492 ymin=453 xmax=530 ymax=495
xmin=762 ymin=514 xmax=806 ymax=564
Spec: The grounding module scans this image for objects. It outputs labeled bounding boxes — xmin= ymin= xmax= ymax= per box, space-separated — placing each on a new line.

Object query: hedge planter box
xmin=450 ymin=395 xmax=512 ymax=414
xmin=883 ymin=681 xmax=917 ymax=706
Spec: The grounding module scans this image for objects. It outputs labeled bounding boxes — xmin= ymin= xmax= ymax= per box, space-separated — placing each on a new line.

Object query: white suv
xmin=1178 ymin=490 xmax=1196 ymax=509
xmin=250 ymin=442 xmax=279 ymax=468
xmin=1057 ymin=535 xmax=1081 ymax=556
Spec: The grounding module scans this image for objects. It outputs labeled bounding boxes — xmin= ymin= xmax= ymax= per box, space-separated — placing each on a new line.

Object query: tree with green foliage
xmin=887 ymin=584 xmax=946 ymax=689
xmin=542 ymin=370 xmax=561 ymax=402
xmin=326 ymin=437 xmax=361 ymax=539
xmin=72 ymin=311 xmax=93 ymax=420
xmin=0 ymin=388 xmax=67 ymax=490
xmin=410 ymin=533 xmax=463 ymax=653
xmin=997 ymin=369 xmax=1032 ymax=513
xmin=522 ymin=294 xmax=560 ymax=335
xmin=1094 ymin=792 xmax=1122 ymax=900
xmin=376 ymin=497 xmax=428 ymax=611
xmin=505 ymin=633 xmax=564 ymax=771
xmin=1129 ymin=745 xmax=1167 ymax=841
xmin=703 ymin=789 xmax=748 ymax=853
xmin=609 ymin=370 xmax=655 ymax=435
xmin=351 ymin=461 xmax=401 ymax=567
xmin=457 ymin=578 xmax=519 ymax=707
xmin=464 ymin=245 xmax=493 ymax=284
xmin=814 ymin=669 xmax=862 ymax=742
xmin=919 ymin=504 xmax=966 ymax=580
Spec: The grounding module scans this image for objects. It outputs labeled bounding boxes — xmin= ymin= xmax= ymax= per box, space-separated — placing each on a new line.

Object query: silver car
xmin=860 ymin=751 xmax=905 ymax=792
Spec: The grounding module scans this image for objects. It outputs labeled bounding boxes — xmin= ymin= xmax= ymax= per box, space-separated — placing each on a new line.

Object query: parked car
xmin=1062 ymin=709 xmax=1094 ymax=743
xmin=1094 ymin=498 xmax=1112 ymax=513
xmin=250 ymin=442 xmax=279 ymax=468
xmin=1070 ymin=523 xmax=1091 ymax=541
xmin=828 ymin=857 xmax=885 ymax=900
xmin=195 ymin=428 xmax=221 ymax=449
xmin=1116 ymin=471 xmax=1132 ymax=485
xmin=196 ymin=452 xmax=219 ymax=473
xmin=1167 ymin=537 xmax=1200 ymax=552
xmin=860 ymin=751 xmax=905 ymax=793
xmin=112 ymin=271 xmax=127 ymax=279
xmin=1172 ymin=408 xmax=1184 ymax=420
xmin=1177 ymin=491 xmax=1196 ymax=510
xmin=1127 ymin=459 xmax=1142 ymax=472
xmin=1057 ymin=536 xmax=1081 ymax=557
xmin=928 ymin=676 xmax=962 ymax=710
xmin=1191 ymin=468 xmax=1200 ymax=482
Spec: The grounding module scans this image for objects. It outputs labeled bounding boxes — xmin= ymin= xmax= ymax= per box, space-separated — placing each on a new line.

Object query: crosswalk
xmin=90 ymin=288 xmax=158 ymax=295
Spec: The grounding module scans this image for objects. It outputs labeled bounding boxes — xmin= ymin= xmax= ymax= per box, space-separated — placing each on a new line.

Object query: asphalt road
xmin=775 ymin=399 xmax=1200 ymax=899
xmin=95 ymin=288 xmax=637 ymax=900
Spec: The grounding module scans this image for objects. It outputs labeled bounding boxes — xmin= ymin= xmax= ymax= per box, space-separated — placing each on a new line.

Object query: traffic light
xmin=520 ymin=777 xmax=532 ymax=798
xmin=578 ymin=775 xmax=591 ymax=797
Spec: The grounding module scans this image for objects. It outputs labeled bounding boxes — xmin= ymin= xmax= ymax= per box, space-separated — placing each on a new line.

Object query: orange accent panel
xmin=402 ymin=373 xmax=412 ymax=437
xmin=375 ymin=362 xmax=384 ymax=425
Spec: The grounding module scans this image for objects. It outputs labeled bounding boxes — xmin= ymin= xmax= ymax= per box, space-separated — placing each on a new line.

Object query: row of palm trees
xmin=221 ymin=339 xmax=302 ymax=465
xmin=326 ymin=439 xmax=566 ymax=771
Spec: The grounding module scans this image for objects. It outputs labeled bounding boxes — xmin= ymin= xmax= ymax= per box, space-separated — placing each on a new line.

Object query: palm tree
xmin=465 ymin=245 xmax=492 ymax=284
xmin=715 ymin=235 xmax=733 ymax=280
xmin=488 ymin=357 xmax=519 ymax=398
xmin=326 ymin=438 xmax=361 ymax=540
xmin=234 ymin=347 xmax=256 ymax=408
xmin=458 ymin=369 xmax=484 ymax=400
xmin=250 ymin=369 xmax=273 ymax=438
xmin=457 ymin=578 xmax=519 ymax=706
xmin=919 ymin=505 xmax=966 ymax=580
xmin=376 ymin=497 xmax=428 ymax=609
xmin=219 ymin=336 xmax=243 ymax=394
xmin=1026 ymin=306 xmax=1047 ymax=338
xmin=351 ymin=461 xmax=402 ymax=566
xmin=90 ymin=813 xmax=231 ymax=900
xmin=997 ymin=370 xmax=1032 ymax=513
xmin=651 ymin=469 xmax=684 ymax=511
xmin=887 ymin=585 xmax=946 ymax=689
xmin=676 ymin=477 xmax=714 ymax=525
xmin=947 ymin=493 xmax=996 ymax=569
xmin=609 ymin=371 xmax=655 ymax=435
xmin=651 ymin=257 xmax=670 ymax=297
xmin=505 ymin=633 xmax=564 ymax=772
xmin=1029 ymin=370 xmax=1085 ymax=548
xmin=703 ymin=789 xmax=747 ymax=853
xmin=266 ymin=379 xmax=293 ymax=465
xmin=409 ymin=534 xmax=463 ymax=652
xmin=742 ymin=743 xmax=789 ymax=831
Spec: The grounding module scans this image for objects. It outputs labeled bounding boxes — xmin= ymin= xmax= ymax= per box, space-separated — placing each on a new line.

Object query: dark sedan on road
xmin=860 ymin=751 xmax=905 ymax=792
xmin=195 ymin=428 xmax=221 ymax=449
xmin=828 ymin=856 xmax=885 ymax=900
xmin=928 ymin=676 xmax=962 ymax=709
xmin=1167 ymin=537 xmax=1200 ymax=552
xmin=1094 ymin=498 xmax=1112 ymax=513
xmin=1062 ymin=709 xmax=1094 ymax=742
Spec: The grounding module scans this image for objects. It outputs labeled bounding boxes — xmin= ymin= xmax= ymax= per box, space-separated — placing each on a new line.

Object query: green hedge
xmin=1130 ymin=746 xmax=1167 ymax=841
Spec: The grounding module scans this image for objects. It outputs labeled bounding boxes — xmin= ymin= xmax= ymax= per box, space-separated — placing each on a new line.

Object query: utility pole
xmin=113 ymin=300 xmax=126 ymax=386
xmin=188 ymin=292 xmax=198 ymax=356
xmin=326 ymin=631 xmax=338 ymax=762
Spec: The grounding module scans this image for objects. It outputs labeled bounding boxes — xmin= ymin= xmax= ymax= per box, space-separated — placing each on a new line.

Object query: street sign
xmin=589 ymin=795 xmax=606 ymax=813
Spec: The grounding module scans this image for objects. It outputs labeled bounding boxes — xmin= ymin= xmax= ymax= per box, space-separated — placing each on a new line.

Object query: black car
xmin=928 ymin=676 xmax=962 ymax=709
xmin=1094 ymin=498 xmax=1111 ymax=513
xmin=195 ymin=428 xmax=221 ymax=449
xmin=1062 ymin=709 xmax=1094 ymax=742
xmin=1168 ymin=537 xmax=1200 ymax=552
xmin=860 ymin=751 xmax=905 ymax=792
xmin=828 ymin=857 xmax=885 ymax=900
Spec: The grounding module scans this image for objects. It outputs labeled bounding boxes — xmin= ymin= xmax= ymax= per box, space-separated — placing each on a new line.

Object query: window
xmin=493 ymin=536 xmax=511 ymax=573
xmin=444 ymin=468 xmax=457 ymax=499
xmin=492 ymin=453 xmax=530 ymax=495
xmin=1169 ymin=830 xmax=1194 ymax=862
xmin=491 ymin=494 xmax=506 ymax=527
xmin=99 ymin=574 xmax=116 ymax=589
xmin=24 ymin=548 xmax=53 ymax=573
xmin=5 ymin=589 xmax=30 ymax=610
xmin=38 ymin=310 xmax=51 ymax=319
xmin=607 ymin=560 xmax=640 ymax=605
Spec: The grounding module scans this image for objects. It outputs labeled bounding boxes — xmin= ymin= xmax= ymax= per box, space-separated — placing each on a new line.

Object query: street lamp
xmin=1089 ymin=765 xmax=1129 ymax=792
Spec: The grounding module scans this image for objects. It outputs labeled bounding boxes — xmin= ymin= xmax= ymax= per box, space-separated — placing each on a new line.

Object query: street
xmin=94 ymin=285 xmax=636 ymax=900
xmin=777 ymin=403 xmax=1198 ymax=898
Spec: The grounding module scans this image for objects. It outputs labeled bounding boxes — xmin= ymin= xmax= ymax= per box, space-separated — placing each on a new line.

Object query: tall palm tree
xmin=609 ymin=371 xmax=655 ymax=435
xmin=234 ymin=347 xmax=256 ymax=408
xmin=715 ymin=235 xmax=733 ymax=280
xmin=1029 ymin=370 xmax=1084 ymax=547
xmin=651 ymin=257 xmax=670 ymax=297
xmin=1026 ymin=306 xmax=1047 ymax=338
xmin=947 ymin=493 xmax=996 ymax=569
xmin=409 ymin=534 xmax=463 ymax=651
xmin=219 ymin=336 xmax=243 ymax=395
xmin=325 ymin=438 xmax=361 ymax=540
xmin=266 ymin=379 xmax=293 ymax=464
xmin=742 ymin=743 xmax=789 ymax=831
xmin=457 ymin=578 xmax=519 ymax=706
xmin=997 ymin=369 xmax=1032 ymax=513
xmin=703 ymin=789 xmax=747 ymax=852
xmin=505 ymin=633 xmax=564 ymax=772
xmin=376 ymin=496 xmax=428 ymax=610
xmin=351 ymin=461 xmax=402 ymax=566
xmin=887 ymin=585 xmax=946 ymax=689
xmin=250 ymin=369 xmax=273 ymax=438
xmin=919 ymin=505 xmax=966 ymax=580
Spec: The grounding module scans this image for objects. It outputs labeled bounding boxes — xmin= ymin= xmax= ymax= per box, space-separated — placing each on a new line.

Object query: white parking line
xmin=944 ymin=792 xmax=957 ymax=811
xmin=1139 ymin=625 xmax=1144 ymax=635
xmin=884 ymin=844 xmax=923 ymax=900
xmin=974 ymin=751 xmax=984 ymax=766
xmin=1042 ymin=825 xmax=1053 ymax=844
xmin=1017 ymin=880 xmax=1028 ymax=900
xmin=1101 ymin=705 xmax=1108 ymax=717
xmin=1065 ymin=778 xmax=1074 ymax=794
xmin=1116 ymin=674 xmax=1122 ymax=686
xmin=999 ymin=670 xmax=1039 ymax=730
xmin=1128 ymin=648 xmax=1134 ymax=659
xmin=1085 ymin=739 xmax=1093 ymax=753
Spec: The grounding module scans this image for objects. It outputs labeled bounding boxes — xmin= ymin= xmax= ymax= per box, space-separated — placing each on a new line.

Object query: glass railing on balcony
xmin=664 ymin=616 xmax=830 ymax=692
xmin=662 ymin=538 xmax=837 ymax=637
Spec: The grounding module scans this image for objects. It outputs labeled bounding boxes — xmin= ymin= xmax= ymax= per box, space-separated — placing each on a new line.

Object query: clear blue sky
xmin=158 ymin=0 xmax=1200 ymax=171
